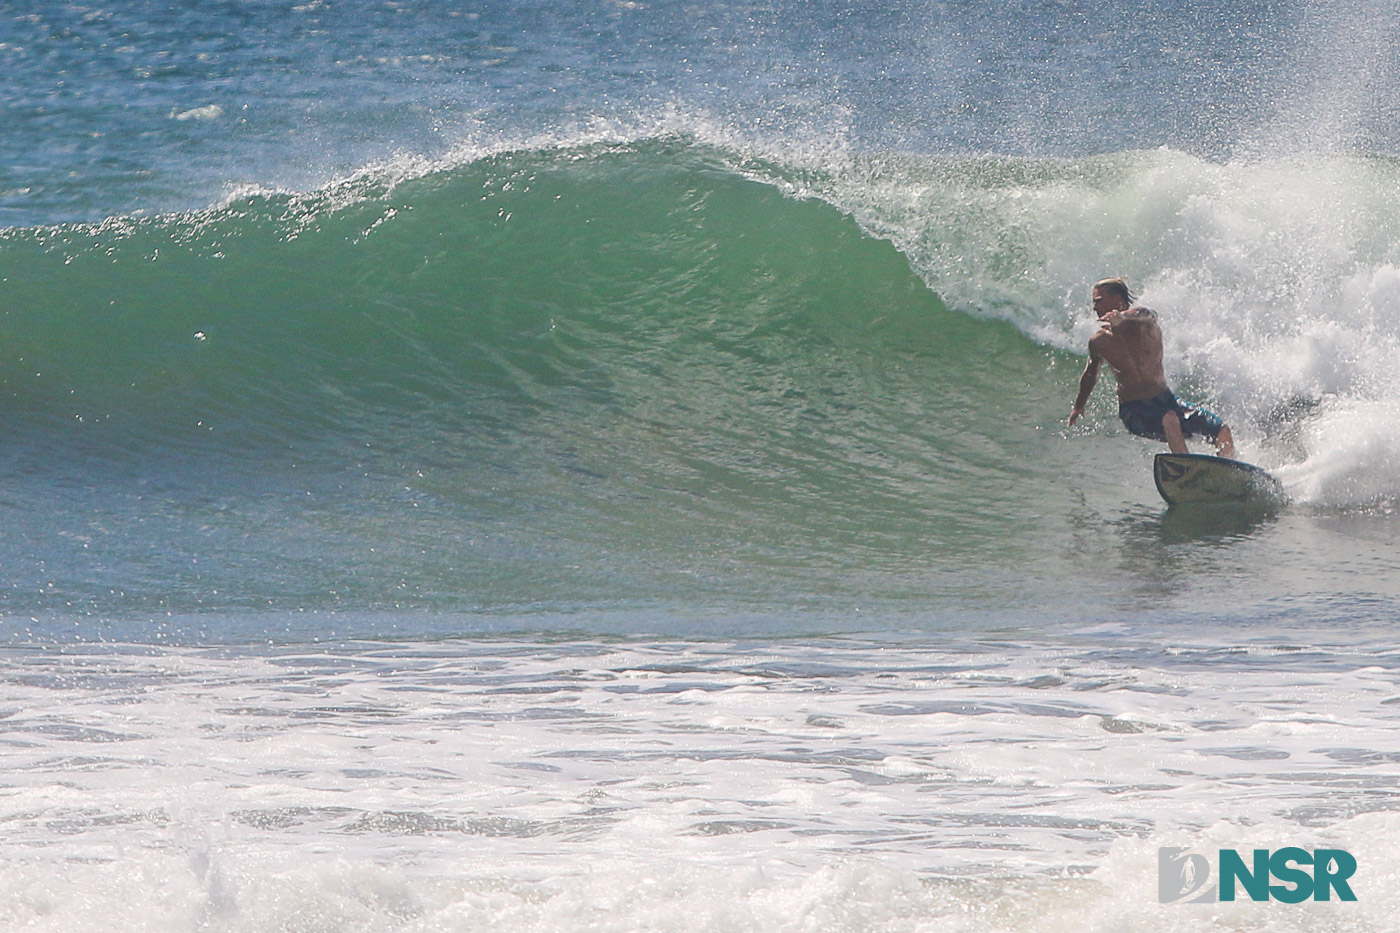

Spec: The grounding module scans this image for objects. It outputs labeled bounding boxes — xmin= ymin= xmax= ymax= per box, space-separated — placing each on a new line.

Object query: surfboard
xmin=1153 ymin=453 xmax=1285 ymax=506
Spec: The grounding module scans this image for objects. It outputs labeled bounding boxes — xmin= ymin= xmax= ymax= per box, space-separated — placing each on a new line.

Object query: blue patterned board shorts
xmin=1119 ymin=389 xmax=1224 ymax=442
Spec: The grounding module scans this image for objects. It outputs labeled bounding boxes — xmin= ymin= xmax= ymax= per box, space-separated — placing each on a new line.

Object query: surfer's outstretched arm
xmin=1068 ymin=354 xmax=1102 ymax=427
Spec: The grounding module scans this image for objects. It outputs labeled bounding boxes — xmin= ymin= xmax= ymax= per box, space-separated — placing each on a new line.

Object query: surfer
xmin=1067 ymin=278 xmax=1235 ymax=459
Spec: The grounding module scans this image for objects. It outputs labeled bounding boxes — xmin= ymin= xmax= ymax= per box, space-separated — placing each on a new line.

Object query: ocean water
xmin=3 ymin=1 xmax=1400 ymax=929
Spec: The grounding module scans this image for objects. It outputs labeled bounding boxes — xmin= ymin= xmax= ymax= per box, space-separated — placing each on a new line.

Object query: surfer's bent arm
xmin=1103 ymin=307 xmax=1157 ymax=330
xmin=1068 ymin=352 xmax=1102 ymax=427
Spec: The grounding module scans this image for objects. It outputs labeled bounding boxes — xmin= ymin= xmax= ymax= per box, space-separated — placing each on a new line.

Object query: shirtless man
xmin=1067 ymin=278 xmax=1235 ymax=458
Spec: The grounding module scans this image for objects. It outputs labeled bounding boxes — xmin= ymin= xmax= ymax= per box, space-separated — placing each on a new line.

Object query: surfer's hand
xmin=1068 ymin=407 xmax=1083 ymax=427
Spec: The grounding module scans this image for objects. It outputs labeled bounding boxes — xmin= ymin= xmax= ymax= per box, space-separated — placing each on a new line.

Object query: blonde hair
xmin=1093 ymin=277 xmax=1136 ymax=305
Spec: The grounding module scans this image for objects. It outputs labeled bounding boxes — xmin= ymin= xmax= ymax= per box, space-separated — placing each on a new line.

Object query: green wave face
xmin=0 ymin=139 xmax=1074 ymax=624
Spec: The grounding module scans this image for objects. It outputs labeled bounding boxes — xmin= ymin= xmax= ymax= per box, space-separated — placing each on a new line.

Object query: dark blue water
xmin=8 ymin=0 xmax=1397 ymax=226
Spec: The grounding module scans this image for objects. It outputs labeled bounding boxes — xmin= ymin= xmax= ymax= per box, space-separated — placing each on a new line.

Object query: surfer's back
xmin=1089 ymin=306 xmax=1170 ymax=403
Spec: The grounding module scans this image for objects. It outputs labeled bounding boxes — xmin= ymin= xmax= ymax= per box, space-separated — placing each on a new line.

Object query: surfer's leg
xmin=1177 ymin=401 xmax=1233 ymax=458
xmin=1215 ymin=424 xmax=1235 ymax=459
xmin=1161 ymin=410 xmax=1188 ymax=454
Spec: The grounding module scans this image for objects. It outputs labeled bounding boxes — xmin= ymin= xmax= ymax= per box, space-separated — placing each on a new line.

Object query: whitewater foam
xmin=2 ymin=637 xmax=1399 ymax=931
